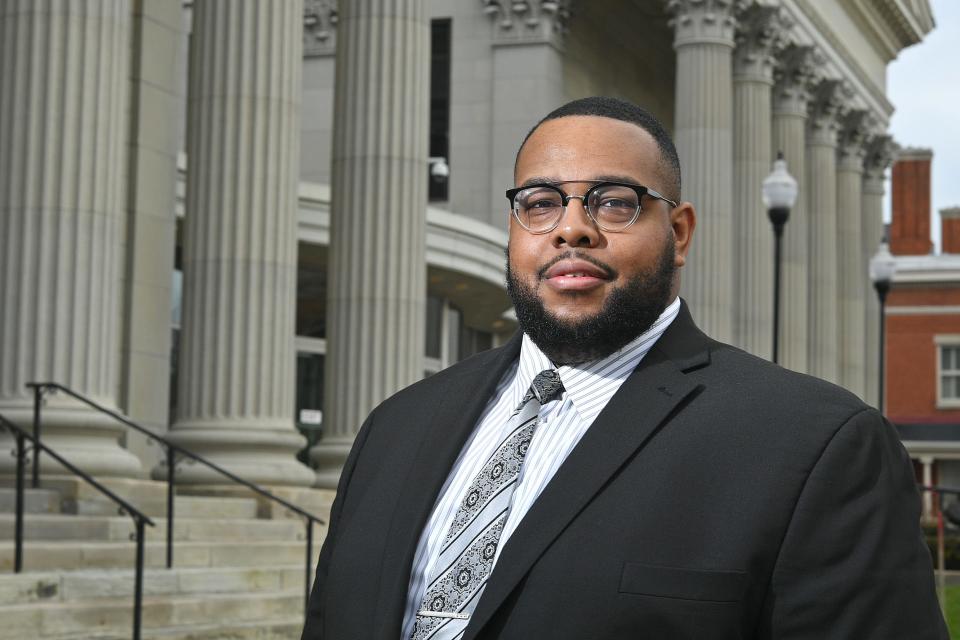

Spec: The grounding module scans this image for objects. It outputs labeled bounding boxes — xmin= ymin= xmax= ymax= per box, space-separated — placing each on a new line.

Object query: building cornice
xmin=891 ymin=254 xmax=960 ymax=285
xmin=782 ymin=0 xmax=894 ymax=123
xmin=843 ymin=0 xmax=934 ymax=61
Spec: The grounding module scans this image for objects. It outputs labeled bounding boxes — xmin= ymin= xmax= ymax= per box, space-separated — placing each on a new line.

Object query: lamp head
xmin=762 ymin=151 xmax=799 ymax=210
xmin=869 ymin=241 xmax=897 ymax=284
xmin=429 ymin=157 xmax=450 ymax=179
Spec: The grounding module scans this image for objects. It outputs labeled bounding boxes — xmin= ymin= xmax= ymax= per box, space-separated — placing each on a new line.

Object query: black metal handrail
xmin=25 ymin=381 xmax=325 ymax=616
xmin=921 ymin=484 xmax=960 ymax=496
xmin=0 ymin=413 xmax=154 ymax=640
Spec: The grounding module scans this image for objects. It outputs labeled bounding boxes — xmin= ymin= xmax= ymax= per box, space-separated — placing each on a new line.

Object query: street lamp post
xmin=869 ymin=240 xmax=897 ymax=413
xmin=762 ymin=151 xmax=799 ymax=364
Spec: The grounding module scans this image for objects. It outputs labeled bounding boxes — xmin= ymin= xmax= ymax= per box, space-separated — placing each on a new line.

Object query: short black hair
xmin=515 ymin=96 xmax=682 ymax=201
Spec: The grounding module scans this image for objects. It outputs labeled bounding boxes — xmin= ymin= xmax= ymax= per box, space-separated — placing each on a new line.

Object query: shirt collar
xmin=514 ymin=297 xmax=681 ymax=423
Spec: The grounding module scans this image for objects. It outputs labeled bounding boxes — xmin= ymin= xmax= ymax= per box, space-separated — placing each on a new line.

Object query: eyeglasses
xmin=505 ymin=180 xmax=678 ymax=234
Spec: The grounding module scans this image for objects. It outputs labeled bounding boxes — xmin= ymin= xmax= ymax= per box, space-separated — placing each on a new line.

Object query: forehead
xmin=515 ymin=115 xmax=660 ymax=185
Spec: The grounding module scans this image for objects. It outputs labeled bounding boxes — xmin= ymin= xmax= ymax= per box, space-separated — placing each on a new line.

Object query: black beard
xmin=506 ymin=236 xmax=676 ymax=366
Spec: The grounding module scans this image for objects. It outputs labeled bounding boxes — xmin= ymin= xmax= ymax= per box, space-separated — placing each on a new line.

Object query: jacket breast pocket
xmin=618 ymin=562 xmax=747 ymax=603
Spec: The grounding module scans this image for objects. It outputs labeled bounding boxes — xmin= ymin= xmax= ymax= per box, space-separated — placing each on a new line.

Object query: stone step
xmin=50 ymin=617 xmax=303 ymax=640
xmin=66 ymin=494 xmax=260 ymax=519
xmin=122 ymin=617 xmax=303 ymax=640
xmin=142 ymin=617 xmax=302 ymax=640
xmin=0 ymin=590 xmax=303 ymax=639
xmin=0 ymin=488 xmax=61 ymax=514
xmin=0 ymin=476 xmax=170 ymax=506
xmin=0 ymin=513 xmax=311 ymax=542
xmin=0 ymin=565 xmax=306 ymax=605
xmin=0 ymin=540 xmax=319 ymax=572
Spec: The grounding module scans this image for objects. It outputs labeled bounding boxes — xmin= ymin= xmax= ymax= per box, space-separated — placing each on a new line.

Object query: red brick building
xmin=886 ymin=149 xmax=960 ymax=515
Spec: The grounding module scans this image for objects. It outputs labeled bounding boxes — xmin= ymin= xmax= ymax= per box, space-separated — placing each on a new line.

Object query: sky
xmin=885 ymin=0 xmax=960 ymax=252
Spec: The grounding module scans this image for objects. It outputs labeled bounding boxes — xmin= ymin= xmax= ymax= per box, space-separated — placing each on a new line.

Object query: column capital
xmin=863 ymin=133 xmax=896 ymax=189
xmin=667 ymin=0 xmax=749 ymax=49
xmin=837 ymin=110 xmax=872 ymax=172
xmin=482 ymin=0 xmax=571 ymax=48
xmin=807 ymin=79 xmax=847 ymax=146
xmin=304 ymin=0 xmax=338 ymax=57
xmin=733 ymin=3 xmax=788 ymax=84
xmin=772 ymin=44 xmax=820 ymax=117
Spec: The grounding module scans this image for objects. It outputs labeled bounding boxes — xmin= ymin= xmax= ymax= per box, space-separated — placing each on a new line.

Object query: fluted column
xmin=806 ymin=80 xmax=844 ymax=383
xmin=732 ymin=4 xmax=783 ymax=357
xmin=168 ymin=0 xmax=314 ymax=486
xmin=836 ymin=112 xmax=869 ymax=398
xmin=311 ymin=0 xmax=429 ymax=488
xmin=0 ymin=0 xmax=142 ymax=477
xmin=668 ymin=0 xmax=745 ymax=343
xmin=771 ymin=45 xmax=816 ymax=373
xmin=862 ymin=135 xmax=894 ymax=408
xmin=487 ymin=1 xmax=567 ymax=227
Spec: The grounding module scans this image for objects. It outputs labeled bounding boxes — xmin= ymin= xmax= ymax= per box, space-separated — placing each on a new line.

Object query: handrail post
xmin=305 ymin=518 xmax=314 ymax=618
xmin=134 ymin=517 xmax=145 ymax=640
xmin=14 ymin=432 xmax=25 ymax=573
xmin=31 ymin=385 xmax=43 ymax=488
xmin=166 ymin=447 xmax=175 ymax=569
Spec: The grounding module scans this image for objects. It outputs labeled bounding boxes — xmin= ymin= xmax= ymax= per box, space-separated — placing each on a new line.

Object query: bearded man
xmin=302 ymin=96 xmax=946 ymax=639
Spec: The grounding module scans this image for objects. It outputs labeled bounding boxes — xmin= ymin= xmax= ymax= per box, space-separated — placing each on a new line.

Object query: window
xmin=423 ymin=297 xmax=492 ymax=377
xmin=169 ymin=242 xmax=183 ymax=424
xmin=936 ymin=336 xmax=960 ymax=408
xmin=296 ymin=243 xmax=327 ymax=338
xmin=295 ymin=338 xmax=326 ymax=463
xmin=428 ymin=19 xmax=451 ymax=202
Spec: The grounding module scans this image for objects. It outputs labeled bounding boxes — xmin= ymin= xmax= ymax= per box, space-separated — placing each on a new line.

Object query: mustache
xmin=536 ymin=251 xmax=618 ymax=280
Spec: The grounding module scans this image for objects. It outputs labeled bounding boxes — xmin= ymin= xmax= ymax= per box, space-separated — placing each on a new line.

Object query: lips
xmin=542 ymin=259 xmax=611 ymax=292
xmin=543 ymin=259 xmax=610 ymax=280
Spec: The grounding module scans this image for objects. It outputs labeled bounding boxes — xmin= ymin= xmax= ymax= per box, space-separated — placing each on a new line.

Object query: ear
xmin=670 ymin=202 xmax=696 ymax=268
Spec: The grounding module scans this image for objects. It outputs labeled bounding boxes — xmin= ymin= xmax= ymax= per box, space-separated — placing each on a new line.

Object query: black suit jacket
xmin=303 ymin=303 xmax=947 ymax=639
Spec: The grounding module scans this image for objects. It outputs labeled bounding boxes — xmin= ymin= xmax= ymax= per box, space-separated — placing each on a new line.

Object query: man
xmin=303 ymin=97 xmax=946 ymax=639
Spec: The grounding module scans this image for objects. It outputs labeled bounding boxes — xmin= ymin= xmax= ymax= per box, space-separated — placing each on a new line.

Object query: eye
xmin=598 ymin=197 xmax=635 ymax=209
xmin=517 ymin=187 xmax=562 ymax=211
xmin=591 ymin=187 xmax=637 ymax=211
xmin=528 ymin=198 xmax=559 ymax=209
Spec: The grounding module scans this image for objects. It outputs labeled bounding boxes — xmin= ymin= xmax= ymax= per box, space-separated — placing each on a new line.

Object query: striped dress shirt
xmin=400 ymin=297 xmax=681 ymax=638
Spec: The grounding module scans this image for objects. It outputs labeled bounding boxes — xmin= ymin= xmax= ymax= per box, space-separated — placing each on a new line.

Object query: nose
xmin=551 ymin=196 xmax=601 ymax=248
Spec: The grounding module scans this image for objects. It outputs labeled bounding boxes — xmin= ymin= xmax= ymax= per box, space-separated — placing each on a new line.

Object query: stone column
xmin=805 ymin=80 xmax=844 ymax=384
xmin=862 ymin=135 xmax=895 ymax=408
xmin=487 ymin=1 xmax=568 ymax=229
xmin=771 ymin=45 xmax=816 ymax=374
xmin=119 ymin=0 xmax=182 ymax=471
xmin=667 ymin=0 xmax=745 ymax=343
xmin=836 ymin=112 xmax=869 ymax=398
xmin=168 ymin=0 xmax=315 ymax=486
xmin=311 ymin=0 xmax=430 ymax=488
xmin=732 ymin=4 xmax=783 ymax=357
xmin=0 ymin=0 xmax=143 ymax=477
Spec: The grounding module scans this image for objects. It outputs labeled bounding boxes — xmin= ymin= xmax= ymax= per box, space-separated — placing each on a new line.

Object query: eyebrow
xmin=518 ymin=174 xmax=642 ymax=188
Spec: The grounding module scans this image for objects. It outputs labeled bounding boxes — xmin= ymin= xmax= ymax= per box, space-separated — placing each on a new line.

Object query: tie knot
xmin=531 ymin=369 xmax=564 ymax=404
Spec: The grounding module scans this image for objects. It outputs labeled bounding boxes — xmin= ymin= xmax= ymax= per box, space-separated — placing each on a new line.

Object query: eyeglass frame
xmin=505 ymin=180 xmax=679 ymax=234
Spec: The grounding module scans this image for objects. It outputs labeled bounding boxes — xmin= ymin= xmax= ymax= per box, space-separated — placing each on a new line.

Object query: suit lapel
xmin=463 ymin=304 xmax=712 ymax=639
xmin=373 ymin=332 xmax=524 ymax=637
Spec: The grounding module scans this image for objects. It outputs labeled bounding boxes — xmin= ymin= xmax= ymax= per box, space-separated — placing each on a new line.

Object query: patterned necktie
xmin=412 ymin=369 xmax=564 ymax=640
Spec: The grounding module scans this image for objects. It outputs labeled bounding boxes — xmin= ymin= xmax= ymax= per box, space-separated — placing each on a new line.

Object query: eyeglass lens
xmin=513 ymin=184 xmax=640 ymax=232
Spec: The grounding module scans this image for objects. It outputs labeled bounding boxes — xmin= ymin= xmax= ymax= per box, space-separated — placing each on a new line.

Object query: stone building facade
xmin=0 ymin=0 xmax=935 ymax=489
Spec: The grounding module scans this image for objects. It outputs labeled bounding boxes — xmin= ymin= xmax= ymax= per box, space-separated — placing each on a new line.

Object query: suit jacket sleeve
xmin=760 ymin=407 xmax=948 ymax=639
xmin=301 ymin=407 xmax=377 ymax=640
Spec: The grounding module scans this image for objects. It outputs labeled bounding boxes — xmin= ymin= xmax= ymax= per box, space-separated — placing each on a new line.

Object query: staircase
xmin=0 ymin=478 xmax=331 ymax=640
